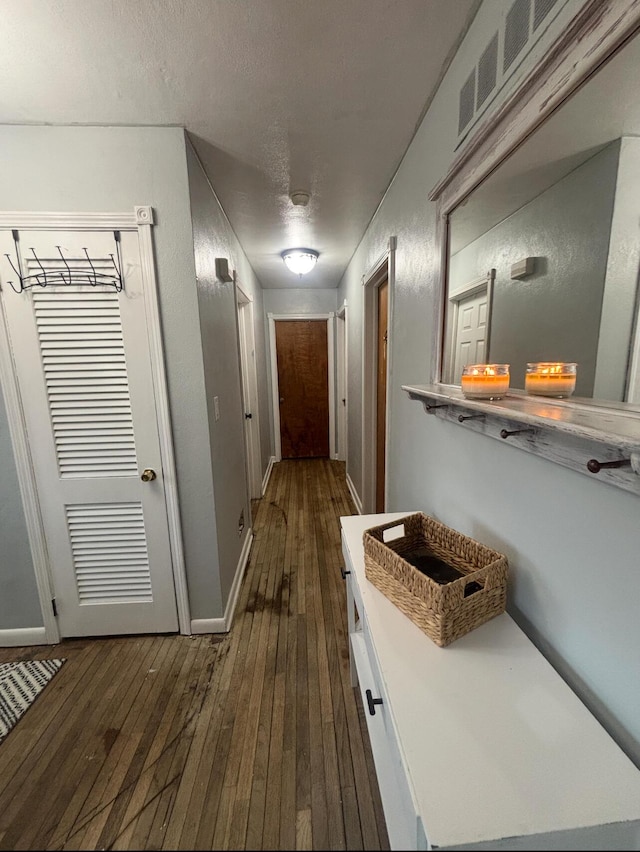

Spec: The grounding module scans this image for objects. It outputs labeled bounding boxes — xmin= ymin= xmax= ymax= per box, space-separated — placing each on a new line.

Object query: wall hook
xmin=425 ymin=403 xmax=448 ymax=412
xmin=458 ymin=413 xmax=485 ymax=422
xmin=500 ymin=427 xmax=535 ymax=439
xmin=587 ymin=457 xmax=631 ymax=473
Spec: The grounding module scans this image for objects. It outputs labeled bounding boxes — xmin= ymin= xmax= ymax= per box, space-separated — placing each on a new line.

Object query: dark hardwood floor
xmin=0 ymin=459 xmax=389 ymax=851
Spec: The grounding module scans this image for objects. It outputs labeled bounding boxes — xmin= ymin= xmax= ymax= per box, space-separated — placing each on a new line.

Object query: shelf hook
xmin=500 ymin=427 xmax=535 ymax=439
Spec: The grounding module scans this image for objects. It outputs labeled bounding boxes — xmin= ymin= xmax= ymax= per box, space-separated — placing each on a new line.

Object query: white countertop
xmin=342 ymin=512 xmax=640 ymax=849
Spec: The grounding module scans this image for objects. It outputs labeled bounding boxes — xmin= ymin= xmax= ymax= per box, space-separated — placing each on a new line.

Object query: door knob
xmin=141 ymin=468 xmax=157 ymax=482
xmin=279 ymin=397 xmax=284 ymax=403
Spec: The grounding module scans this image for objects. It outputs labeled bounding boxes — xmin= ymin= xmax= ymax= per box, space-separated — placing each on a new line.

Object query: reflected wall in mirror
xmin=442 ymin=29 xmax=640 ymax=404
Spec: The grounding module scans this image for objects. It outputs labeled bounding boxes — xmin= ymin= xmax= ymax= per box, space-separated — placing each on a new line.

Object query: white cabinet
xmin=342 ymin=512 xmax=640 ymax=851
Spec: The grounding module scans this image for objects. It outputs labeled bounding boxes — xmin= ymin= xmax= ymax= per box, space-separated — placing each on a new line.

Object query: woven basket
xmin=363 ymin=513 xmax=509 ymax=647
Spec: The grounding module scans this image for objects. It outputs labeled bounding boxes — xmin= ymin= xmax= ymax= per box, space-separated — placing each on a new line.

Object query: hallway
xmin=0 ymin=459 xmax=388 ymax=851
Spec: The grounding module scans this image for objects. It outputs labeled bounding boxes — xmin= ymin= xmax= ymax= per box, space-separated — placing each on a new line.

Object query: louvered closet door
xmin=0 ymin=229 xmax=178 ymax=637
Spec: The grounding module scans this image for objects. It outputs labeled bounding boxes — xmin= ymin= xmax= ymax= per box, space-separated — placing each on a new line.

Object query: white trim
xmin=0 ymin=207 xmax=191 ymax=638
xmin=236 ymin=282 xmax=262 ymax=499
xmin=0 ymin=295 xmax=59 ymax=644
xmin=0 ymin=627 xmax=48 ymax=648
xmin=268 ymin=313 xmax=336 ymax=462
xmin=190 ymin=528 xmax=254 ymax=634
xmin=336 ymin=304 xmax=348 ymax=462
xmin=361 ymin=237 xmax=396 ymax=514
xmin=262 ymin=455 xmax=276 ymax=495
xmin=346 ymin=472 xmax=362 ymax=515
xmin=328 ymin=315 xmax=336 ymax=459
xmin=136 ymin=217 xmax=191 ymax=636
xmin=0 ymin=211 xmax=139 ymax=231
xmin=445 ymin=269 xmax=495 ymax=385
xmin=190 ymin=617 xmax=228 ymax=635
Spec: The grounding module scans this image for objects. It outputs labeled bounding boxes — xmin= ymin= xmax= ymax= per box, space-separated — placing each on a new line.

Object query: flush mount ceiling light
xmin=281 ymin=248 xmax=319 ymax=276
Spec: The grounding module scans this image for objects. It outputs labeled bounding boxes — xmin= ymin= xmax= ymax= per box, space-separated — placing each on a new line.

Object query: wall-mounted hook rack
xmin=500 ymin=427 xmax=535 ymax=439
xmin=3 ymin=229 xmax=123 ymax=293
xmin=587 ymin=457 xmax=632 ymax=473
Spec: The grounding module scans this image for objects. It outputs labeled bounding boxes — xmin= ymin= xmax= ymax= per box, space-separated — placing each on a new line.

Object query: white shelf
xmin=403 ymin=384 xmax=640 ymax=496
xmin=342 ymin=511 xmax=640 ymax=850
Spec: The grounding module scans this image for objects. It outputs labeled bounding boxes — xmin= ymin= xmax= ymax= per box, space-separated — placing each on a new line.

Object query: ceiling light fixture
xmin=289 ymin=190 xmax=311 ymax=207
xmin=281 ymin=248 xmax=319 ymax=276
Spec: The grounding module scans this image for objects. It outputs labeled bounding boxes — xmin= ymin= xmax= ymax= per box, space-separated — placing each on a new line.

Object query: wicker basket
xmin=363 ymin=513 xmax=509 ymax=647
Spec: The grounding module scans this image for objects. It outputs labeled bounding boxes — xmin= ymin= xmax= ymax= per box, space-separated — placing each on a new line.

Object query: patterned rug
xmin=0 ymin=659 xmax=66 ymax=743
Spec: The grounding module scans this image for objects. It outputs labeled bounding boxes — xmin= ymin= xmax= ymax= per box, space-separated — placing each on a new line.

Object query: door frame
xmin=336 ymin=300 xmax=348 ymax=463
xmin=362 ymin=237 xmax=396 ymax=515
xmin=268 ymin=313 xmax=335 ymax=462
xmin=445 ymin=268 xmax=495 ymax=384
xmin=235 ymin=280 xmax=262 ymax=498
xmin=0 ymin=208 xmax=190 ymax=643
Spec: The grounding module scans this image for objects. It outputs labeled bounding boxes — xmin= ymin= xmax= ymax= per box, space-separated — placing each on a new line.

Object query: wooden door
xmin=275 ymin=319 xmax=329 ymax=459
xmin=452 ymin=288 xmax=488 ymax=383
xmin=376 ymin=279 xmax=388 ymax=512
xmin=0 ymin=228 xmax=179 ymax=638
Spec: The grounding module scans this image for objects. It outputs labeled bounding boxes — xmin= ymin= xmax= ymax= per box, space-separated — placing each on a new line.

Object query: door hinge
xmin=51 ymin=598 xmax=58 ymax=617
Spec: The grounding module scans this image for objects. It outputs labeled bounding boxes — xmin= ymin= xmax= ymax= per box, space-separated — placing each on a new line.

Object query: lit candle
xmin=461 ymin=364 xmax=510 ymax=399
xmin=525 ymin=362 xmax=577 ymax=397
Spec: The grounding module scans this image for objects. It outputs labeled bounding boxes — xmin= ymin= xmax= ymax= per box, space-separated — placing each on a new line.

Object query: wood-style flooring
xmin=0 ymin=459 xmax=389 ymax=851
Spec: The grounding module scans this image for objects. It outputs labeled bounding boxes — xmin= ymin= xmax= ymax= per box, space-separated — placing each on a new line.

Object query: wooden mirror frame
xmin=402 ymin=0 xmax=640 ymax=496
xmin=430 ymin=0 xmax=640 ymax=384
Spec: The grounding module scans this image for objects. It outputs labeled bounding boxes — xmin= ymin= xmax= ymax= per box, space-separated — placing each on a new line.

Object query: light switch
xmin=214 ymin=396 xmax=220 ymax=421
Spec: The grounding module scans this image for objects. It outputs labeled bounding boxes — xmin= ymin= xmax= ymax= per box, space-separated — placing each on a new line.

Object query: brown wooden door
xmin=376 ymin=279 xmax=389 ymax=512
xmin=275 ymin=320 xmax=330 ymax=459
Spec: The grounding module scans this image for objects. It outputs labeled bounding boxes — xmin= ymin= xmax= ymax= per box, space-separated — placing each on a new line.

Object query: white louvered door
xmin=0 ymin=228 xmax=178 ymax=637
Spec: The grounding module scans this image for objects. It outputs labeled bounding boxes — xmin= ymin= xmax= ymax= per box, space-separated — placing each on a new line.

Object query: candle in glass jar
xmin=525 ymin=362 xmax=577 ymax=397
xmin=461 ymin=364 xmax=510 ymax=399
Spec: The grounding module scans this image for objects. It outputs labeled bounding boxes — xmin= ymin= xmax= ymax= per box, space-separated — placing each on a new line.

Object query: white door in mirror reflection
xmin=451 ymin=289 xmax=488 ymax=384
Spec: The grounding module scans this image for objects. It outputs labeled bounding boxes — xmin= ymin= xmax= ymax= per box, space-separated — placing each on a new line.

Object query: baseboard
xmin=223 ymin=529 xmax=253 ymax=630
xmin=190 ymin=617 xmax=228 ymax=635
xmin=190 ymin=528 xmax=254 ymax=635
xmin=346 ymin=472 xmax=362 ymax=514
xmin=262 ymin=455 xmax=276 ymax=495
xmin=0 ymin=626 xmax=48 ymax=647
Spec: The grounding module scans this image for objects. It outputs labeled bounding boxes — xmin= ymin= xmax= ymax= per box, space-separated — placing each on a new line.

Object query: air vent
xmin=534 ymin=0 xmax=558 ymax=30
xmin=477 ymin=33 xmax=498 ymax=110
xmin=504 ymin=0 xmax=531 ymax=73
xmin=458 ymin=69 xmax=476 ymax=135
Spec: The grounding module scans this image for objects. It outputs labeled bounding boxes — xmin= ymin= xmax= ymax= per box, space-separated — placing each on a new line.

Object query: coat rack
xmin=3 ymin=229 xmax=123 ymax=293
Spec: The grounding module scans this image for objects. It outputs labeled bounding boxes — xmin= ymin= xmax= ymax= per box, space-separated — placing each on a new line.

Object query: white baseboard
xmin=262 ymin=455 xmax=276 ymax=495
xmin=0 ymin=626 xmax=48 ymax=647
xmin=346 ymin=472 xmax=362 ymax=515
xmin=189 ymin=528 xmax=254 ymax=635
xmin=190 ymin=617 xmax=228 ymax=635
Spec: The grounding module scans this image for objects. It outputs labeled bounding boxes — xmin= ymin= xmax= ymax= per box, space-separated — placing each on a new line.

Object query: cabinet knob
xmin=141 ymin=468 xmax=156 ymax=482
xmin=366 ymin=688 xmax=383 ymax=716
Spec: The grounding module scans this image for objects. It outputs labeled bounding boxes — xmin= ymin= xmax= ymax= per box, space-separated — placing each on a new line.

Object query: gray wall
xmin=448 ymin=142 xmax=619 ymax=395
xmin=0 ymin=390 xmax=42 ymax=627
xmin=0 ymin=125 xmax=221 ymax=625
xmin=186 ymin=139 xmax=270 ymax=607
xmin=338 ymin=0 xmax=640 ymax=768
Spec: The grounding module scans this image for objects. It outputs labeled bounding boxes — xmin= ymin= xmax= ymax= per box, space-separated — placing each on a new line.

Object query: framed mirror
xmin=430 ymin=0 xmax=640 ymax=410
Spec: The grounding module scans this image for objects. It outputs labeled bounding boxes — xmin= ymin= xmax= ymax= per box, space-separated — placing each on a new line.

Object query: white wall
xmin=0 ymin=125 xmax=223 ymax=626
xmin=339 ymin=0 xmax=640 ymax=768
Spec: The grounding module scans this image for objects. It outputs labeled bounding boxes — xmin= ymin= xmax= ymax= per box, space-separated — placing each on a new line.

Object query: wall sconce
xmin=215 ymin=257 xmax=233 ymax=282
xmin=281 ymin=248 xmax=319 ymax=276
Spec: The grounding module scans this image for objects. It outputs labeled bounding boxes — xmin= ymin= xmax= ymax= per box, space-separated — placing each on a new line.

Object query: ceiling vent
xmin=477 ymin=33 xmax=498 ymax=110
xmin=504 ymin=0 xmax=531 ymax=73
xmin=458 ymin=69 xmax=476 ymax=135
xmin=534 ymin=0 xmax=559 ymax=31
xmin=457 ymin=0 xmax=568 ymax=145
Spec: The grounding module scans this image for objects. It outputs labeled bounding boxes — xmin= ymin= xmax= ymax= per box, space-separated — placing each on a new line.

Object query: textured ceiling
xmin=0 ymin=0 xmax=478 ymax=288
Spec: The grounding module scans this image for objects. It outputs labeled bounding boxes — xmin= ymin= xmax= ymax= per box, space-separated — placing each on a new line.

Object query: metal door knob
xmin=141 ymin=468 xmax=157 ymax=482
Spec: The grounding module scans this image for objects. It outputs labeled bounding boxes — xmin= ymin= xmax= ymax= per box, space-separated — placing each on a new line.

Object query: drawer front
xmin=351 ymin=629 xmax=422 ymax=850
